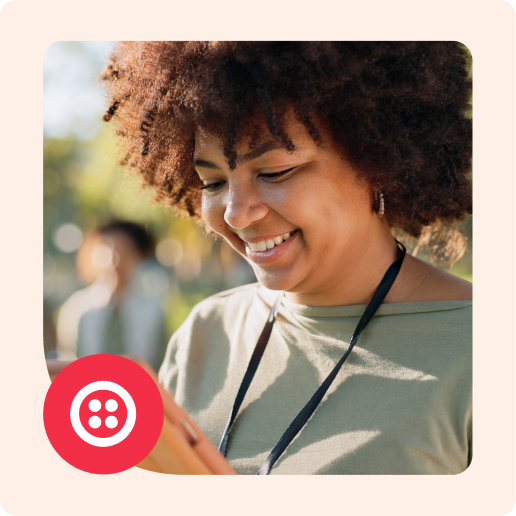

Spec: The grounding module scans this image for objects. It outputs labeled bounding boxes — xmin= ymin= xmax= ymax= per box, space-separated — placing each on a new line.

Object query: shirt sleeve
xmin=158 ymin=309 xmax=197 ymax=395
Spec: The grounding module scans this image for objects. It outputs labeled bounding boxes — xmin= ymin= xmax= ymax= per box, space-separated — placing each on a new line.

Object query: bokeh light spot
xmin=156 ymin=239 xmax=183 ymax=267
xmin=53 ymin=223 xmax=83 ymax=253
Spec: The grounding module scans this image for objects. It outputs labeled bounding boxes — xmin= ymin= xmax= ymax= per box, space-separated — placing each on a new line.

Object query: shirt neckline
xmin=257 ymin=285 xmax=472 ymax=318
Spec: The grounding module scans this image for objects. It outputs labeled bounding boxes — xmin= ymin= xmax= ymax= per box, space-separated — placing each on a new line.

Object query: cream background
xmin=0 ymin=0 xmax=513 ymax=514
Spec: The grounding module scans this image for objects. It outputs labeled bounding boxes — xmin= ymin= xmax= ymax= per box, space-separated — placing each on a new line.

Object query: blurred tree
xmin=43 ymin=127 xmax=256 ymax=354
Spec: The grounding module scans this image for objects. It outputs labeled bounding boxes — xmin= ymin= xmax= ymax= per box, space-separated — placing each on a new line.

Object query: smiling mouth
xmin=244 ymin=230 xmax=298 ymax=252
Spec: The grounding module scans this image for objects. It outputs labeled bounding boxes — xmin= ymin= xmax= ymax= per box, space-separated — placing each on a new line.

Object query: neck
xmin=285 ymin=227 xmax=401 ymax=307
xmin=97 ymin=271 xmax=129 ymax=298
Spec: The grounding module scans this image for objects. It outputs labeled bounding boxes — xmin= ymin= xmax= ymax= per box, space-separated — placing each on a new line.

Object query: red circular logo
xmin=44 ymin=355 xmax=163 ymax=474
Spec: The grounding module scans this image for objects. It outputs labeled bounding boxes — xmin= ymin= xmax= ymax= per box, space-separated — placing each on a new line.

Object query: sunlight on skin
xmin=194 ymin=116 xmax=400 ymax=308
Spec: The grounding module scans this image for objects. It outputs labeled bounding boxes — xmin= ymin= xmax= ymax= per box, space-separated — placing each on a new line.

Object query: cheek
xmin=201 ymin=195 xmax=226 ymax=235
xmin=311 ymin=179 xmax=369 ymax=231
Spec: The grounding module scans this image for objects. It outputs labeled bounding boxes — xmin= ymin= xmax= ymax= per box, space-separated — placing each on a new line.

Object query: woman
xmin=102 ymin=42 xmax=472 ymax=474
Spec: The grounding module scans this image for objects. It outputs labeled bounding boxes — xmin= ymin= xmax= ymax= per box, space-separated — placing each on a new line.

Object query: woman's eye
xmin=200 ymin=181 xmax=225 ymax=192
xmin=259 ymin=167 xmax=296 ymax=182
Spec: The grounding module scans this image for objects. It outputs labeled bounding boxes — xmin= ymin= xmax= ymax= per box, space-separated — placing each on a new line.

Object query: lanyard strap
xmin=218 ymin=242 xmax=406 ymax=474
xmin=218 ymin=291 xmax=284 ymax=457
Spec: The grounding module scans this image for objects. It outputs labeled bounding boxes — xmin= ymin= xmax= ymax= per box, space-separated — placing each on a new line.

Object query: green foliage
xmin=43 ymin=127 xmax=254 ymax=349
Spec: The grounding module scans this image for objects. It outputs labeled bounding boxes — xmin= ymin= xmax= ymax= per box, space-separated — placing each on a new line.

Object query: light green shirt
xmin=159 ymin=283 xmax=472 ymax=475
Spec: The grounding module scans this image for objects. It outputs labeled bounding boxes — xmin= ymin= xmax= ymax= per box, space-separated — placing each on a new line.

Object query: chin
xmin=252 ymin=266 xmax=300 ymax=292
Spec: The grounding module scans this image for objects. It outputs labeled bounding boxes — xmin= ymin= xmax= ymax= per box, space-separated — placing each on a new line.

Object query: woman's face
xmin=194 ymin=117 xmax=381 ymax=302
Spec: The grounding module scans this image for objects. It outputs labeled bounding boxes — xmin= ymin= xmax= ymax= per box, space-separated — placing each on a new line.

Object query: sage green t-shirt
xmin=159 ymin=283 xmax=472 ymax=475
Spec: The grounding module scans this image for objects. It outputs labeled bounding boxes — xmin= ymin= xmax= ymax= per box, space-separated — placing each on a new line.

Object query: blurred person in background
xmin=56 ymin=220 xmax=168 ymax=371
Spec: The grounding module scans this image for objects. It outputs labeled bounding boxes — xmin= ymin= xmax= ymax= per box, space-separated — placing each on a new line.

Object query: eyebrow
xmin=194 ymin=140 xmax=295 ymax=169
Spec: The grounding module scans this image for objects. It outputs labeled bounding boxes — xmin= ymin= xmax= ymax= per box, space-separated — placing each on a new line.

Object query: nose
xmin=223 ymin=188 xmax=269 ymax=229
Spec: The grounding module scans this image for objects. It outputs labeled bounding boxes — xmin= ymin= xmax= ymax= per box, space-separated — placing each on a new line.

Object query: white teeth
xmin=246 ymin=232 xmax=293 ymax=252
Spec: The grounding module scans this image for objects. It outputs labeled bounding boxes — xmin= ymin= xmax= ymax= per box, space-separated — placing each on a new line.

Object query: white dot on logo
xmin=105 ymin=399 xmax=118 ymax=412
xmin=105 ymin=416 xmax=118 ymax=429
xmin=89 ymin=416 xmax=101 ymax=429
xmin=88 ymin=399 xmax=101 ymax=412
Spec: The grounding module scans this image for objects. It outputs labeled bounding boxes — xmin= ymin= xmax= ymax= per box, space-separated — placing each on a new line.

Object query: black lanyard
xmin=218 ymin=241 xmax=406 ymax=475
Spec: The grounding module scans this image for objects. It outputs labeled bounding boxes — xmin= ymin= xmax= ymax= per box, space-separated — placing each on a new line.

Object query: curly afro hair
xmin=102 ymin=41 xmax=472 ymax=259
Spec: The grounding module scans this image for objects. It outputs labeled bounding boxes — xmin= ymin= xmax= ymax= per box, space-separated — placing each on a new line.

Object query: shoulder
xmin=389 ymin=254 xmax=472 ymax=303
xmin=166 ymin=281 xmax=279 ymax=356
xmin=172 ymin=282 xmax=274 ymax=340
xmin=159 ymin=283 xmax=270 ymax=388
xmin=189 ymin=282 xmax=263 ymax=318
